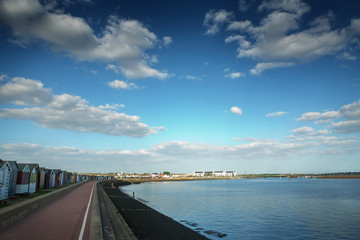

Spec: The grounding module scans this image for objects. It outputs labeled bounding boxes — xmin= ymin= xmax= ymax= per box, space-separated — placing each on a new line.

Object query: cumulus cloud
xmin=297 ymin=111 xmax=341 ymax=123
xmin=332 ymin=100 xmax=360 ymax=133
xmin=238 ymin=0 xmax=255 ymax=12
xmin=0 ymin=74 xmax=8 ymax=81
xmin=291 ymin=126 xmax=330 ymax=136
xmin=0 ymin=77 xmax=162 ymax=137
xmin=0 ymin=77 xmax=52 ymax=106
xmin=225 ymin=72 xmax=245 ymax=79
xmin=211 ymin=0 xmax=360 ymax=74
xmin=297 ymin=99 xmax=360 ymax=134
xmin=0 ymin=0 xmax=169 ymax=79
xmin=1 ymin=135 xmax=359 ymax=172
xmin=227 ymin=21 xmax=252 ymax=31
xmin=98 ymin=103 xmax=125 ymax=110
xmin=5 ymin=136 xmax=356 ymax=172
xmin=204 ymin=9 xmax=233 ymax=35
xmin=266 ymin=111 xmax=287 ymax=117
xmin=231 ymin=106 xmax=243 ymax=115
xmin=163 ymin=36 xmax=173 ymax=47
xmin=106 ymin=64 xmax=120 ymax=74
xmin=107 ymin=80 xmax=139 ymax=90
xmin=185 ymin=75 xmax=202 ymax=81
xmin=0 ymin=143 xmax=153 ymax=173
xmin=250 ymin=62 xmax=295 ymax=75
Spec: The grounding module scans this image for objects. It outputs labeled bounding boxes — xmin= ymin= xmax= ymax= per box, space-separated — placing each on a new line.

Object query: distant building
xmin=171 ymin=173 xmax=186 ymax=178
xmin=193 ymin=171 xmax=237 ymax=177
xmin=194 ymin=171 xmax=205 ymax=177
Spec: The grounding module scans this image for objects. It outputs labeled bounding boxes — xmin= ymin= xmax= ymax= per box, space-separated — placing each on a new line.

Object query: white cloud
xmin=0 ymin=74 xmax=8 ymax=81
xmin=1 ymin=135 xmax=359 ymax=173
xmin=227 ymin=20 xmax=252 ymax=31
xmin=332 ymin=120 xmax=360 ymax=134
xmin=98 ymin=103 xmax=125 ymax=110
xmin=0 ymin=0 xmax=169 ymax=80
xmin=0 ymin=139 xmax=324 ymax=169
xmin=231 ymin=106 xmax=243 ymax=115
xmin=238 ymin=0 xmax=255 ymax=12
xmin=266 ymin=111 xmax=287 ymax=117
xmin=204 ymin=9 xmax=233 ymax=35
xmin=0 ymin=77 xmax=52 ymax=106
xmin=297 ymin=99 xmax=360 ymax=134
xmin=0 ymin=77 xmax=161 ymax=137
xmin=292 ymin=126 xmax=315 ymax=135
xmin=163 ymin=36 xmax=173 ymax=47
xmin=339 ymin=99 xmax=360 ymax=120
xmin=107 ymin=80 xmax=139 ymax=90
xmin=221 ymin=0 xmax=360 ymax=74
xmin=225 ymin=72 xmax=245 ymax=79
xmin=106 ymin=64 xmax=120 ymax=74
xmin=258 ymin=0 xmax=310 ymax=16
xmin=297 ymin=110 xmax=341 ymax=123
xmin=185 ymin=75 xmax=202 ymax=81
xmin=250 ymin=62 xmax=295 ymax=75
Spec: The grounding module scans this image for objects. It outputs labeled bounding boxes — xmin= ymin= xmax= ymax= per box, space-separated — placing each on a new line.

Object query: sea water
xmin=122 ymin=178 xmax=360 ymax=239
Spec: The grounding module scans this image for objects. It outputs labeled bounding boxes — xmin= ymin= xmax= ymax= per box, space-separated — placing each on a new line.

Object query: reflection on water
xmin=123 ymin=178 xmax=360 ymax=239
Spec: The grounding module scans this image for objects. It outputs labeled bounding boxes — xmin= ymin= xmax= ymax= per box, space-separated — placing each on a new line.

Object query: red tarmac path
xmin=0 ymin=181 xmax=95 ymax=240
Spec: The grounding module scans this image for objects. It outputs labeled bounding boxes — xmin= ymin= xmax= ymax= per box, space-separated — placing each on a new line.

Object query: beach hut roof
xmin=17 ymin=163 xmax=30 ymax=172
xmin=4 ymin=160 xmax=19 ymax=169
xmin=0 ymin=161 xmax=11 ymax=171
xmin=26 ymin=163 xmax=39 ymax=171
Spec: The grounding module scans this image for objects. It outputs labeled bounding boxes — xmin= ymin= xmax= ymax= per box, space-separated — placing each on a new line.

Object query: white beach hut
xmin=4 ymin=161 xmax=19 ymax=197
xmin=0 ymin=161 xmax=12 ymax=200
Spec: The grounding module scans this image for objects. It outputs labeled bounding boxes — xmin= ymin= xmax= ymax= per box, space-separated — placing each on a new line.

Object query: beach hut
xmin=62 ymin=171 xmax=67 ymax=185
xmin=64 ymin=171 xmax=70 ymax=185
xmin=0 ymin=161 xmax=12 ymax=200
xmin=51 ymin=169 xmax=56 ymax=187
xmin=16 ymin=164 xmax=30 ymax=194
xmin=59 ymin=170 xmax=65 ymax=186
xmin=27 ymin=164 xmax=39 ymax=194
xmin=44 ymin=169 xmax=54 ymax=189
xmin=38 ymin=167 xmax=46 ymax=190
xmin=75 ymin=174 xmax=80 ymax=183
xmin=4 ymin=161 xmax=19 ymax=197
xmin=53 ymin=169 xmax=61 ymax=187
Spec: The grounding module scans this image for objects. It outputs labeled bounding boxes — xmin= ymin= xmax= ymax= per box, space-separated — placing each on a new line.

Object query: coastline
xmin=124 ymin=176 xmax=238 ymax=184
xmin=316 ymin=175 xmax=360 ymax=179
xmin=101 ymin=180 xmax=209 ymax=240
xmin=123 ymin=174 xmax=360 ymax=183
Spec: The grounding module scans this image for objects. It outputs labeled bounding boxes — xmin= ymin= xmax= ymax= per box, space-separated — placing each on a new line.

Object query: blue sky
xmin=0 ymin=0 xmax=359 ymax=174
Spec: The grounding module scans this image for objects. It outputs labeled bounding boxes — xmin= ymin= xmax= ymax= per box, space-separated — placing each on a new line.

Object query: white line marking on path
xmin=78 ymin=183 xmax=95 ymax=240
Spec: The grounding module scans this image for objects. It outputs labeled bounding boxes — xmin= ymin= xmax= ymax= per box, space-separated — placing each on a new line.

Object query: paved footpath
xmin=0 ymin=181 xmax=95 ymax=240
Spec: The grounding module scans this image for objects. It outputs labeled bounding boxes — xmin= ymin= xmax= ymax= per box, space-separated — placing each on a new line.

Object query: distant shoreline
xmin=123 ymin=174 xmax=360 ymax=183
xmin=316 ymin=175 xmax=360 ymax=179
xmin=125 ymin=177 xmax=236 ymax=183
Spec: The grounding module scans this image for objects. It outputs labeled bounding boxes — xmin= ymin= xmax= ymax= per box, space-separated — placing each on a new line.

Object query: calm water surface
xmin=122 ymin=178 xmax=360 ymax=239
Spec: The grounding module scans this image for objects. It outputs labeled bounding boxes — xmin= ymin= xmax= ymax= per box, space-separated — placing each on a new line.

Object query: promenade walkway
xmin=0 ymin=181 xmax=95 ymax=240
